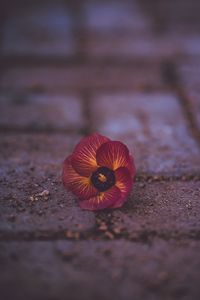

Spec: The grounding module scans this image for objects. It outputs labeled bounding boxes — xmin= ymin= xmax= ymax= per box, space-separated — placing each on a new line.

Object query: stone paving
xmin=0 ymin=1 xmax=200 ymax=300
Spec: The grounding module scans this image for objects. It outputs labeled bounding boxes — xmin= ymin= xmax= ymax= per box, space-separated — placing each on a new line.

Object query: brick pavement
xmin=0 ymin=1 xmax=200 ymax=300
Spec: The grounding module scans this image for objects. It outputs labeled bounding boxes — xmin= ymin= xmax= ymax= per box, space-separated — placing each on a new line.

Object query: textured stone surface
xmin=91 ymin=92 xmax=200 ymax=175
xmin=0 ymin=93 xmax=85 ymax=131
xmin=110 ymin=181 xmax=200 ymax=240
xmin=0 ymin=239 xmax=200 ymax=300
xmin=0 ymin=134 xmax=95 ymax=236
xmin=1 ymin=135 xmax=199 ymax=240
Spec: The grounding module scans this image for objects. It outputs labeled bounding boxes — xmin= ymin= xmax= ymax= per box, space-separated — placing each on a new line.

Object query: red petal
xmin=79 ymin=186 xmax=121 ymax=211
xmin=71 ymin=133 xmax=110 ymax=177
xmin=96 ymin=141 xmax=131 ymax=171
xmin=111 ymin=167 xmax=133 ymax=208
xmin=62 ymin=156 xmax=98 ymax=200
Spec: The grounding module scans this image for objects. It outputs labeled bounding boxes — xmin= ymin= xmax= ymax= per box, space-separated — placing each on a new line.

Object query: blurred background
xmin=0 ymin=0 xmax=200 ymax=123
xmin=0 ymin=0 xmax=200 ymax=173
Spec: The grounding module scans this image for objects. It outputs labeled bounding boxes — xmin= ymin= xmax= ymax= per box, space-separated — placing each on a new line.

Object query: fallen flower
xmin=62 ymin=133 xmax=136 ymax=211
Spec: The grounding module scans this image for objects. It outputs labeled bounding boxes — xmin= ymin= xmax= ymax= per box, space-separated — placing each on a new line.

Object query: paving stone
xmin=91 ymin=92 xmax=200 ymax=175
xmin=84 ymin=1 xmax=200 ymax=58
xmin=141 ymin=0 xmax=200 ymax=34
xmin=0 ymin=134 xmax=95 ymax=236
xmin=86 ymin=33 xmax=200 ymax=59
xmin=0 ymin=239 xmax=200 ymax=300
xmin=177 ymin=61 xmax=200 ymax=131
xmin=2 ymin=1 xmax=74 ymax=56
xmin=110 ymin=181 xmax=200 ymax=240
xmin=176 ymin=35 xmax=200 ymax=57
xmin=0 ymin=92 xmax=85 ymax=131
xmin=83 ymin=0 xmax=152 ymax=34
xmin=177 ymin=61 xmax=200 ymax=89
xmin=162 ymin=2 xmax=200 ymax=34
xmin=0 ymin=64 xmax=164 ymax=92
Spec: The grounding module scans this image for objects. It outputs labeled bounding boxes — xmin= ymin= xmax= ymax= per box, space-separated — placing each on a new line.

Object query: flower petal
xmin=96 ymin=141 xmax=130 ymax=171
xmin=62 ymin=156 xmax=98 ymax=200
xmin=79 ymin=186 xmax=121 ymax=211
xmin=71 ymin=133 xmax=110 ymax=177
xmin=111 ymin=167 xmax=133 ymax=208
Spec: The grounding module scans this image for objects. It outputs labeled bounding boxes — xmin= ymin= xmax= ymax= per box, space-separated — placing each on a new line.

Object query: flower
xmin=62 ymin=133 xmax=136 ymax=211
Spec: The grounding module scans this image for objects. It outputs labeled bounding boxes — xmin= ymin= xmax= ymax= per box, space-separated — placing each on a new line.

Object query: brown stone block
xmin=0 ymin=93 xmax=85 ymax=131
xmin=0 ymin=134 xmax=95 ymax=236
xmin=0 ymin=239 xmax=200 ymax=300
xmin=91 ymin=92 xmax=200 ymax=175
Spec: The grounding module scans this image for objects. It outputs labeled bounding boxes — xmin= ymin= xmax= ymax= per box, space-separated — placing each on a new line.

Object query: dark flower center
xmin=91 ymin=166 xmax=115 ymax=192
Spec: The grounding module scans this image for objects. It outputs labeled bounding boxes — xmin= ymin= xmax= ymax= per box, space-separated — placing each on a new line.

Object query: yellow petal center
xmin=98 ymin=173 xmax=107 ymax=183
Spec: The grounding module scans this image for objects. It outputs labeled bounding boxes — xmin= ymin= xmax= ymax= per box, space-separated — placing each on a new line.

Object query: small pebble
xmin=104 ymin=231 xmax=114 ymax=239
xmin=7 ymin=214 xmax=16 ymax=222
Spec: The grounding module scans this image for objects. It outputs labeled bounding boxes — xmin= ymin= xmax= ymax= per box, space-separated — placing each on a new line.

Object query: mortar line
xmin=0 ymin=229 xmax=200 ymax=243
xmin=65 ymin=0 xmax=87 ymax=61
xmin=138 ymin=0 xmax=166 ymax=35
xmin=81 ymin=90 xmax=94 ymax=135
xmin=162 ymin=60 xmax=200 ymax=147
xmin=0 ymin=56 xmax=171 ymax=67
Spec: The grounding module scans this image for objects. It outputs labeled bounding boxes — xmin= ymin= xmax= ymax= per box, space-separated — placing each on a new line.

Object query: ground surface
xmin=0 ymin=1 xmax=200 ymax=300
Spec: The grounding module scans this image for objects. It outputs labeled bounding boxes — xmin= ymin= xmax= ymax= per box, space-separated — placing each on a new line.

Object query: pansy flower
xmin=62 ymin=133 xmax=135 ymax=211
